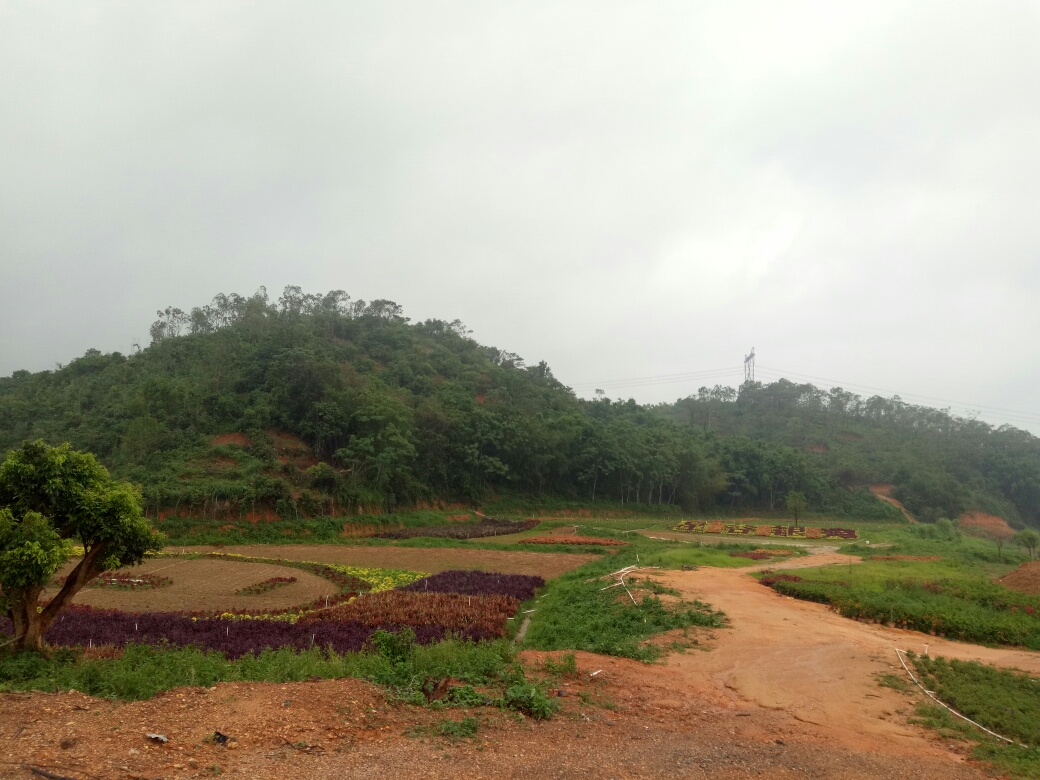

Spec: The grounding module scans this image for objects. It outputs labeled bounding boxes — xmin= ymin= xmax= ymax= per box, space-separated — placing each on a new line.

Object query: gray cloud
xmin=2 ymin=1 xmax=1038 ymax=430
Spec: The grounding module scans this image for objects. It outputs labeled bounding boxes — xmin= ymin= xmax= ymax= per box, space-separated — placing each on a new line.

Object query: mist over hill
xmin=0 ymin=286 xmax=1037 ymax=527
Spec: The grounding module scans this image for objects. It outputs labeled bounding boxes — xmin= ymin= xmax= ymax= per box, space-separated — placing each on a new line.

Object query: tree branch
xmin=39 ymin=542 xmax=107 ymax=625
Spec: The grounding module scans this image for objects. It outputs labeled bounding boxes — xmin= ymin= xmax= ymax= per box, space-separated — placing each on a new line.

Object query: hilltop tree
xmin=0 ymin=441 xmax=164 ymax=652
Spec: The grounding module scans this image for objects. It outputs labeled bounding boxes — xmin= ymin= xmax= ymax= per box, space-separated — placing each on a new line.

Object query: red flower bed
xmin=12 ymin=606 xmax=480 ymax=658
xmin=402 ymin=570 xmax=544 ymax=600
xmin=759 ymin=573 xmax=804 ymax=587
xmin=521 ymin=535 xmax=627 ymax=547
xmin=301 ymin=591 xmax=520 ymax=637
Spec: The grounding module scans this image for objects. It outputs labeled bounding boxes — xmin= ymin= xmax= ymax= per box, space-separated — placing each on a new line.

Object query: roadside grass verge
xmin=758 ymin=559 xmax=1040 ymax=648
xmin=839 ymin=524 xmax=1027 ymax=572
xmin=0 ymin=633 xmax=557 ymax=718
xmin=522 ymin=538 xmax=730 ymax=661
xmin=905 ymin=654 xmax=1040 ymax=779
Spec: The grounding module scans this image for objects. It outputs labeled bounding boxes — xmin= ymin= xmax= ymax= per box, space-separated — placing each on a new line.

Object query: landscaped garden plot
xmin=673 ymin=521 xmax=856 ymax=539
xmin=47 ymin=558 xmax=337 ymax=613
xmin=236 ymin=576 xmax=297 ymax=596
xmin=86 ymin=572 xmax=172 ymax=590
xmin=301 ymin=591 xmax=518 ymax=637
xmin=182 ymin=544 xmax=598 ymax=579
xmin=520 ymin=535 xmax=627 ymax=547
xmin=9 ymin=558 xmax=538 ymax=657
xmin=403 ymin=570 xmax=544 ymax=600
xmin=758 ymin=560 xmax=1040 ymax=648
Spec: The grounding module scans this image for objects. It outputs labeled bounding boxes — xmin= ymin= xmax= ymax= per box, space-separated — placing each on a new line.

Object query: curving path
xmin=644 ymin=550 xmax=1040 ymax=763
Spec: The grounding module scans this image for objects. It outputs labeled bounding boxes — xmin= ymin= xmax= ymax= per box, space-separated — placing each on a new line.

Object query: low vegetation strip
xmin=905 ymin=653 xmax=1040 ymax=778
xmin=520 ymin=535 xmax=627 ymax=547
xmin=203 ymin=552 xmax=426 ymax=593
xmin=375 ymin=518 xmax=539 ymax=540
xmin=672 ymin=521 xmax=856 ymax=539
xmin=236 ymin=576 xmax=297 ymax=596
xmin=301 ymin=591 xmax=519 ymax=637
xmin=0 ymin=635 xmax=559 ymax=720
xmin=758 ymin=569 xmax=1040 ymax=648
xmin=86 ymin=572 xmax=172 ymax=591
xmin=402 ymin=570 xmax=544 ymax=600
xmin=1 ymin=605 xmax=474 ymax=658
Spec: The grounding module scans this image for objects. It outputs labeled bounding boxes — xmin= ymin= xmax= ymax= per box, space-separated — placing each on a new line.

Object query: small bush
xmin=502 ymin=683 xmax=559 ymax=720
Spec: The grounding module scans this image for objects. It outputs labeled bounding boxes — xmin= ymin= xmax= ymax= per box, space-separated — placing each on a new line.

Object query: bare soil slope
xmin=870 ymin=484 xmax=916 ymax=523
xmin=999 ymin=559 xmax=1040 ymax=594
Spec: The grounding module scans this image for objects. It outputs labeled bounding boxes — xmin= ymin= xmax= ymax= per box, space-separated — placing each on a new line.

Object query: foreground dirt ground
xmin=4 ymin=553 xmax=1036 ymax=778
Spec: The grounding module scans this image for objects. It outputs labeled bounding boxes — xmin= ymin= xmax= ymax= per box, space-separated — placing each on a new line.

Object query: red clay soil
xmin=959 ymin=511 xmax=1014 ymax=538
xmin=870 ymin=484 xmax=916 ymax=523
xmin=3 ymin=552 xmax=1018 ymax=779
xmin=179 ymin=544 xmax=598 ymax=579
xmin=999 ymin=560 xmax=1040 ymax=594
xmin=211 ymin=433 xmax=251 ymax=447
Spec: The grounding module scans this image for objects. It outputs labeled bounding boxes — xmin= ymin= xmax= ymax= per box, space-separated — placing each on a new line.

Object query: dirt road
xmin=646 ymin=553 xmax=1040 ymax=763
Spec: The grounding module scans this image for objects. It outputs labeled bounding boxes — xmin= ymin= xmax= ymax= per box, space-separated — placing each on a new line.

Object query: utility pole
xmin=744 ymin=348 xmax=755 ymax=383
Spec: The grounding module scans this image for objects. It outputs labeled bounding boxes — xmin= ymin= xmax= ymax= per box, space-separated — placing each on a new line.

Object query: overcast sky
xmin=1 ymin=1 xmax=1038 ymax=431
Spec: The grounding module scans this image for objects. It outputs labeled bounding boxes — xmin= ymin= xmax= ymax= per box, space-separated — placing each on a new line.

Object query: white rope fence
xmin=894 ymin=648 xmax=1027 ymax=748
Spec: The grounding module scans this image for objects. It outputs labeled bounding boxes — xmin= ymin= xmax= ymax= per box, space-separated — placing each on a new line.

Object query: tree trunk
xmin=9 ymin=543 xmax=108 ymax=652
xmin=591 ymin=468 xmax=598 ymax=503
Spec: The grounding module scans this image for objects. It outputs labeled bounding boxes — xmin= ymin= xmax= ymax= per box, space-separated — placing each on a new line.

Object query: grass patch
xmin=409 ymin=715 xmax=481 ymax=742
xmin=906 ymin=654 xmax=1040 ymax=779
xmin=0 ymin=632 xmax=555 ymax=720
xmin=523 ymin=538 xmax=727 ymax=661
xmin=876 ymin=672 xmax=911 ymax=692
xmin=758 ymin=558 xmax=1040 ymax=648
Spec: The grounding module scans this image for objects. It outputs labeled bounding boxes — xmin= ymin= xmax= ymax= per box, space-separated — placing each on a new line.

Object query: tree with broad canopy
xmin=0 ymin=440 xmax=164 ymax=652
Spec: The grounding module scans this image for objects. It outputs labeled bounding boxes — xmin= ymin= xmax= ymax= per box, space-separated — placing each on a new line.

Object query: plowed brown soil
xmin=179 ymin=544 xmax=598 ymax=579
xmin=999 ymin=559 xmax=1040 ymax=594
xmin=47 ymin=558 xmax=334 ymax=613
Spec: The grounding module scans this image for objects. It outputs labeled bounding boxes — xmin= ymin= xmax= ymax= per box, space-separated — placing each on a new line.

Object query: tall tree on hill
xmin=0 ymin=441 xmax=164 ymax=652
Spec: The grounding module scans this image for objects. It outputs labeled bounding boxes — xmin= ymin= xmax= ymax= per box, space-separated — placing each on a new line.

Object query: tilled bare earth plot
xmin=180 ymin=543 xmax=598 ymax=579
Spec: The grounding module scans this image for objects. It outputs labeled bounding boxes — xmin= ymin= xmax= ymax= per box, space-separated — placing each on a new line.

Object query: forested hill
xmin=0 ymin=285 xmax=1037 ymax=527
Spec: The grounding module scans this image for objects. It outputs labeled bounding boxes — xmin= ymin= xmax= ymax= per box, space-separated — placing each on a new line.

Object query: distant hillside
xmin=657 ymin=382 xmax=1040 ymax=526
xmin=0 ymin=285 xmax=1036 ymax=527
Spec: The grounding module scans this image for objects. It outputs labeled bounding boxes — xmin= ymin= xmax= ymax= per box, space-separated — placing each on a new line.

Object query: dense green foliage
xmin=661 ymin=382 xmax=1040 ymax=525
xmin=0 ymin=440 xmax=164 ymax=650
xmin=0 ymin=285 xmax=1036 ymax=525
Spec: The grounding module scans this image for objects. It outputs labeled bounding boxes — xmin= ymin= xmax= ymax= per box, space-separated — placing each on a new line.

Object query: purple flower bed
xmin=402 ymin=570 xmax=544 ymax=601
xmin=1 ymin=607 xmax=493 ymax=658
